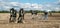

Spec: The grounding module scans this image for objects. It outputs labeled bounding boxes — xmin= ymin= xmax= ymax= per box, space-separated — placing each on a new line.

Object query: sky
xmin=0 ymin=0 xmax=60 ymax=11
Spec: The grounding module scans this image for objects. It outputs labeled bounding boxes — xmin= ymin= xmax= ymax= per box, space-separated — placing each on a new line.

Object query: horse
xmin=9 ymin=8 xmax=17 ymax=23
xmin=17 ymin=8 xmax=25 ymax=23
xmin=30 ymin=10 xmax=38 ymax=19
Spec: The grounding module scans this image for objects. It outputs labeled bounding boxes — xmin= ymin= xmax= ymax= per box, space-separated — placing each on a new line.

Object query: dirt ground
xmin=0 ymin=13 xmax=60 ymax=28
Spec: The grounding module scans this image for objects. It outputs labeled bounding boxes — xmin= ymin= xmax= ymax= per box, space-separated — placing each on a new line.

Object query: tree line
xmin=0 ymin=10 xmax=60 ymax=13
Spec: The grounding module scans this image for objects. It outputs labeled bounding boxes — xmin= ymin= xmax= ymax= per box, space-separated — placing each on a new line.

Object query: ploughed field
xmin=0 ymin=13 xmax=60 ymax=28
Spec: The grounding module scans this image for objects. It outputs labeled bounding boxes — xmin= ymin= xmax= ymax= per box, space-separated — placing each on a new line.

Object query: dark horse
xmin=17 ymin=8 xmax=25 ymax=23
xmin=9 ymin=8 xmax=17 ymax=23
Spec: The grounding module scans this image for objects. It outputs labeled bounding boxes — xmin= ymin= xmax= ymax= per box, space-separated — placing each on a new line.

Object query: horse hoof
xmin=22 ymin=21 xmax=25 ymax=23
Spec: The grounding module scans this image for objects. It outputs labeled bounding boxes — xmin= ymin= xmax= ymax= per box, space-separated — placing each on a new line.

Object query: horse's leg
xmin=9 ymin=15 xmax=13 ymax=23
xmin=32 ymin=14 xmax=34 ymax=19
xmin=13 ymin=17 xmax=16 ymax=22
xmin=44 ymin=14 xmax=48 ymax=20
xmin=9 ymin=16 xmax=12 ymax=22
xmin=17 ymin=16 xmax=25 ymax=23
xmin=17 ymin=17 xmax=20 ymax=23
xmin=11 ymin=17 xmax=14 ymax=22
xmin=23 ymin=15 xmax=24 ymax=20
xmin=17 ymin=17 xmax=23 ymax=23
xmin=21 ymin=17 xmax=25 ymax=23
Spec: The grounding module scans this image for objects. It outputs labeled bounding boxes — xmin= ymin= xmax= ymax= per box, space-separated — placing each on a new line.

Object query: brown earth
xmin=0 ymin=13 xmax=60 ymax=28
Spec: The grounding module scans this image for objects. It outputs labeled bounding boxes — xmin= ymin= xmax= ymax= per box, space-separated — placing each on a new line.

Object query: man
xmin=9 ymin=8 xmax=17 ymax=23
xmin=17 ymin=8 xmax=25 ymax=23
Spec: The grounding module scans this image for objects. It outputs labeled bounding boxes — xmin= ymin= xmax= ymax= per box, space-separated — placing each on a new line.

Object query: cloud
xmin=20 ymin=3 xmax=43 ymax=10
xmin=20 ymin=3 xmax=31 ymax=8
xmin=0 ymin=0 xmax=52 ymax=11
xmin=10 ymin=2 xmax=20 ymax=6
xmin=55 ymin=7 xmax=60 ymax=11
xmin=31 ymin=3 xmax=38 ymax=8
xmin=0 ymin=0 xmax=60 ymax=11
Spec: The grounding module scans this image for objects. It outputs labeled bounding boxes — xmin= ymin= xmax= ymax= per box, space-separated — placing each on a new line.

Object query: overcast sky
xmin=0 ymin=0 xmax=60 ymax=11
